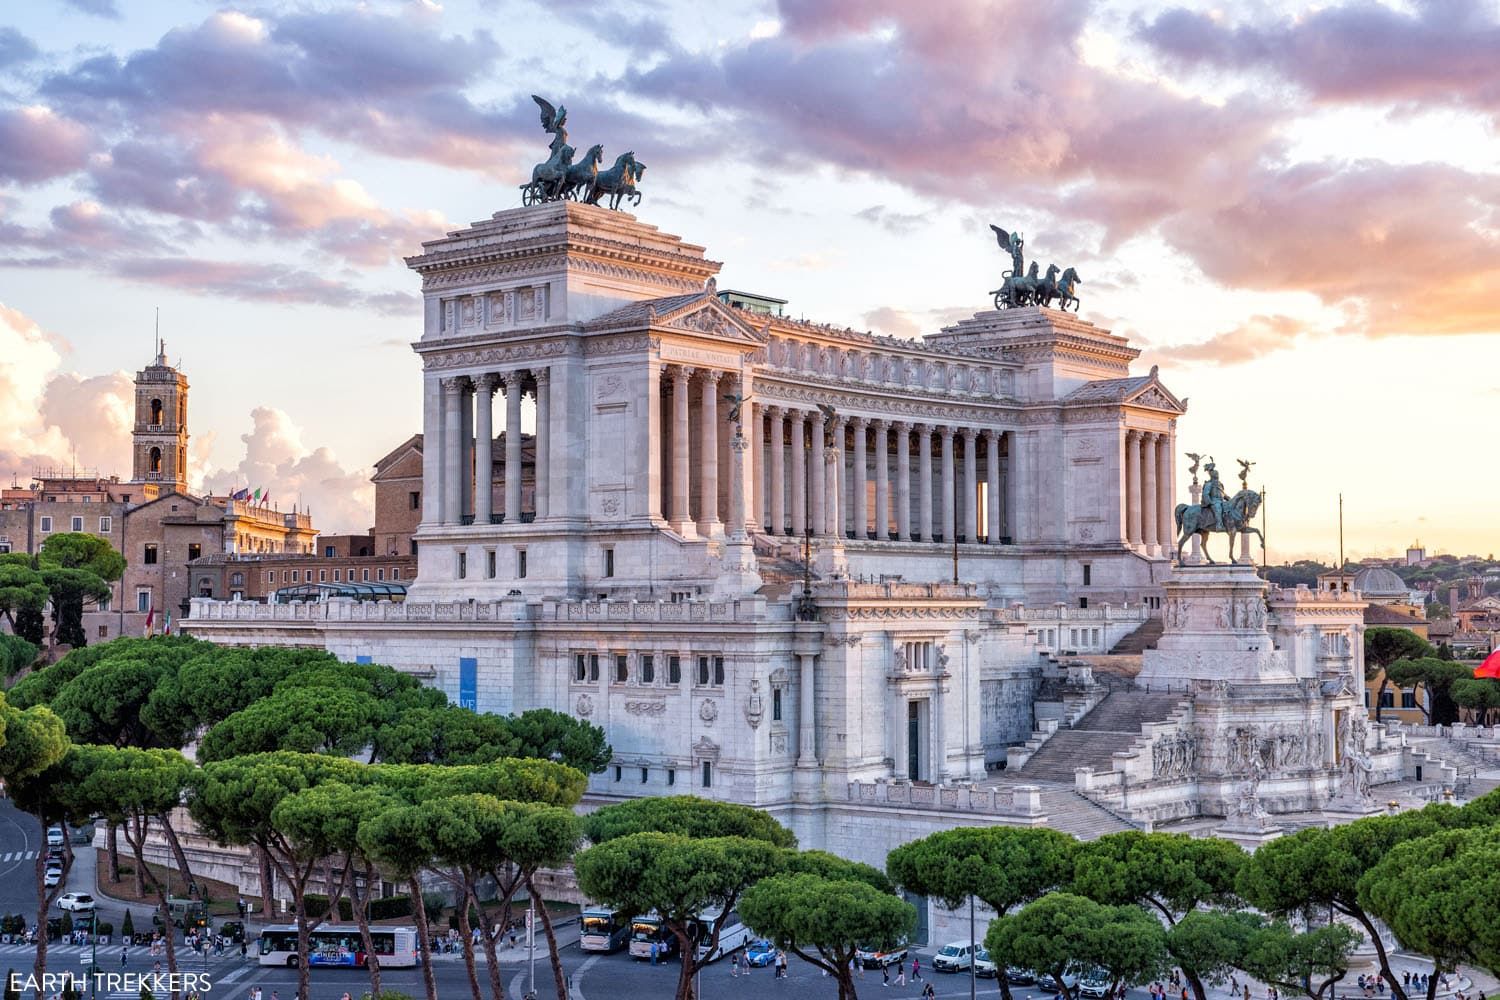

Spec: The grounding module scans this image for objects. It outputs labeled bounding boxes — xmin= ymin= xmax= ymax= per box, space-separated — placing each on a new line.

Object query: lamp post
xmin=968 ymin=895 xmax=977 ymax=1000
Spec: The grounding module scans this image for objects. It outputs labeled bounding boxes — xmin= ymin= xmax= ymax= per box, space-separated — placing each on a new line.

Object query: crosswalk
xmin=1 ymin=850 xmax=39 ymax=862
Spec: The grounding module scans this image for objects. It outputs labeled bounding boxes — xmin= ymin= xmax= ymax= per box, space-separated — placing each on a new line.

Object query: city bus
xmin=257 ymin=925 xmax=419 ymax=968
xmin=628 ymin=913 xmax=678 ymax=960
xmin=579 ymin=908 xmax=631 ymax=953
xmin=690 ymin=907 xmax=750 ymax=963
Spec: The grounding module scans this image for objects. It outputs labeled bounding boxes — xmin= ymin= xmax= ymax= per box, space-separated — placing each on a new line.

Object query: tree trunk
xmin=453 ymin=882 xmax=486 ymax=1000
xmin=478 ymin=868 xmax=525 ymax=1000
xmin=469 ymin=884 xmax=507 ymax=1000
xmin=106 ymin=822 xmax=121 ymax=884
xmin=672 ymin=925 xmax=699 ymax=1000
xmin=1375 ymin=678 xmax=1388 ymax=722
xmin=31 ymin=842 xmax=54 ymax=986
xmin=525 ymin=875 xmax=567 ymax=1000
xmin=125 ymin=819 xmax=179 ymax=1000
xmin=408 ymin=875 xmax=440 ymax=1000
xmin=1185 ymin=967 xmax=1208 ymax=1000
xmin=257 ymin=845 xmax=276 ymax=918
xmin=322 ymin=856 xmax=341 ymax=922
xmin=1337 ymin=902 xmax=1406 ymax=1000
xmin=1427 ymin=968 xmax=1441 ymax=1000
xmin=155 ymin=815 xmax=196 ymax=900
xmin=292 ymin=887 xmax=313 ymax=1000
xmin=349 ymin=855 xmax=382 ymax=1000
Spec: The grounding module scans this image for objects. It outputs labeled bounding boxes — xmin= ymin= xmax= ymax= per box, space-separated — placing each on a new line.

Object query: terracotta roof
xmin=583 ymin=292 xmax=710 ymax=329
xmin=1363 ymin=604 xmax=1426 ymax=626
xmin=1428 ymin=619 xmax=1457 ymax=637
xmin=1061 ymin=375 xmax=1153 ymax=403
xmin=373 ymin=433 xmax=422 ymax=472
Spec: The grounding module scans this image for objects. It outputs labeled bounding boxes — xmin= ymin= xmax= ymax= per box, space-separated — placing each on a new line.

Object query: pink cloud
xmin=0 ymin=106 xmax=92 ymax=183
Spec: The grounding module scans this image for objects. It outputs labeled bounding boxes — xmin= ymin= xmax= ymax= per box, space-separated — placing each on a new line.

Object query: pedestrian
xmin=1243 ymin=986 xmax=1250 ymax=1000
xmin=912 ymin=956 xmax=921 ymax=981
xmin=896 ymin=963 xmax=906 ymax=987
xmin=1232 ymin=976 xmax=1239 ymax=996
xmin=121 ymin=946 xmax=129 ymax=968
xmin=651 ymin=940 xmax=659 ymax=966
xmin=883 ymin=962 xmax=891 ymax=987
xmin=924 ymin=984 xmax=937 ymax=1000
xmin=731 ymin=951 xmax=740 ymax=977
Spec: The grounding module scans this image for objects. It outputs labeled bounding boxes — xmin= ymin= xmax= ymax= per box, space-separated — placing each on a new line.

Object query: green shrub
xmin=303 ymin=894 xmax=330 ymax=919
xmin=0 ymin=635 xmax=38 ymax=678
xmin=121 ymin=910 xmax=135 ymax=939
xmin=422 ymin=892 xmax=445 ymax=922
xmin=97 ymin=921 xmax=113 ymax=937
xmin=5 ymin=967 xmax=19 ymax=1000
xmin=60 ymin=913 xmax=73 ymax=937
xmin=368 ymin=895 xmax=413 ymax=921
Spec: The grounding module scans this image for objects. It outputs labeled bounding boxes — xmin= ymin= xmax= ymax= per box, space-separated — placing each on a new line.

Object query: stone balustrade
xmin=188 ymin=595 xmax=783 ymax=627
xmin=996 ymin=603 xmax=1151 ymax=624
xmin=845 ymin=779 xmax=1045 ymax=818
xmin=545 ymin=597 xmax=779 ymax=623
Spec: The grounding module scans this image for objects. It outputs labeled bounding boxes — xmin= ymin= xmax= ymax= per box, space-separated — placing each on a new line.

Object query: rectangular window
xmin=325 ymin=545 xmax=335 ymax=558
xmin=603 ymin=548 xmax=614 ymax=578
xmin=1401 ymin=689 xmax=1418 ymax=709
xmin=668 ymin=655 xmax=681 ymax=685
xmin=640 ymin=767 xmax=649 ymax=784
xmin=97 ymin=592 xmax=110 ymax=613
xmin=319 ymin=570 xmax=327 ymax=582
xmin=393 ymin=568 xmax=400 ymax=580
xmin=1082 ymin=564 xmax=1091 ymax=586
xmin=773 ymin=688 xmax=782 ymax=722
xmin=575 ymin=654 xmax=587 ymax=682
xmin=457 ymin=552 xmax=467 ymax=579
xmin=99 ymin=516 xmax=112 ymax=532
xmin=486 ymin=550 xmax=496 ymax=579
xmin=136 ymin=590 xmax=150 ymax=613
xmin=188 ymin=543 xmax=201 ymax=561
xmin=613 ymin=766 xmax=622 ymax=783
xmin=667 ymin=768 xmax=676 ymax=787
xmin=698 ymin=656 xmax=710 ymax=686
xmin=410 ymin=539 xmax=419 ymax=556
xmin=40 ymin=516 xmax=52 ymax=532
xmin=334 ymin=569 xmax=341 ymax=581
xmin=98 ymin=625 xmax=108 ymax=639
xmin=641 ymin=655 xmax=655 ymax=684
xmin=266 ymin=571 xmax=273 ymax=585
xmin=143 ymin=544 xmax=158 ymax=564
xmin=377 ymin=567 xmax=385 ymax=581
xmin=409 ymin=491 xmax=421 ymax=511
xmin=714 ymin=656 xmax=725 ymax=685
xmin=517 ymin=549 xmax=527 ymax=578
xmin=362 ymin=569 xmax=370 ymax=582
xmin=1378 ymin=690 xmax=1395 ymax=708
xmin=615 ymin=654 xmax=628 ymax=684
xmin=70 ymin=516 xmax=83 ymax=532
xmin=291 ymin=570 xmax=300 ymax=583
xmin=589 ymin=654 xmax=600 ymax=682
xmin=701 ymin=762 xmax=712 ymax=788
xmin=1078 ymin=597 xmax=1089 ymax=610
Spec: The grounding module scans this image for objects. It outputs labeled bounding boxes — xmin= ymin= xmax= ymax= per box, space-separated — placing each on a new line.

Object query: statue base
xmin=1213 ymin=822 xmax=1285 ymax=850
xmin=813 ymin=539 xmax=849 ymax=580
xmin=1324 ymin=797 xmax=1384 ymax=819
xmin=1138 ymin=563 xmax=1292 ymax=686
xmin=714 ymin=538 xmax=763 ymax=598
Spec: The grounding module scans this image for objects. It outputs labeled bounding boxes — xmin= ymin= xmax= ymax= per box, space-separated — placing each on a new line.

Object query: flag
xmin=253 ymin=487 xmax=263 ymax=502
xmin=261 ymin=490 xmax=271 ymax=507
xmin=164 ymin=611 xmax=172 ymax=637
xmin=144 ymin=606 xmax=154 ymax=637
xmin=233 ymin=488 xmax=249 ymax=501
xmin=1476 ymin=649 xmax=1500 ymax=679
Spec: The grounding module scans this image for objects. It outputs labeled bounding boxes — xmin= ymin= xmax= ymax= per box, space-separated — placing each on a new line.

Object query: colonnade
xmin=1124 ymin=429 xmax=1174 ymax=556
xmin=759 ymin=410 xmax=1020 ymax=544
xmin=431 ymin=368 xmax=550 ymax=526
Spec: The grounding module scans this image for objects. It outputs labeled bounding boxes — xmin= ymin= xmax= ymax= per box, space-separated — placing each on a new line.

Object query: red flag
xmin=1476 ymin=649 xmax=1500 ymax=679
xmin=144 ymin=606 xmax=155 ymax=638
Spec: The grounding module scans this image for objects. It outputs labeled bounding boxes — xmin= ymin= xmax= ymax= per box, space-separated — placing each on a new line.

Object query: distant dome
xmin=1352 ymin=566 xmax=1408 ymax=598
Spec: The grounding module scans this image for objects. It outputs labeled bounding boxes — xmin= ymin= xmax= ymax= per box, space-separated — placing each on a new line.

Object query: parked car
xmin=933 ymin=941 xmax=976 ymax=973
xmin=46 ymin=827 xmax=64 ymax=849
xmin=1038 ymin=966 xmax=1082 ymax=993
xmin=57 ymin=893 xmax=95 ymax=913
xmin=856 ymin=939 xmax=909 ymax=969
xmin=43 ymin=868 xmax=62 ymax=888
xmin=745 ymin=939 xmax=777 ymax=967
xmin=974 ymin=947 xmax=998 ymax=978
xmin=1079 ymin=969 xmax=1111 ymax=998
xmin=1007 ymin=968 xmax=1038 ymax=985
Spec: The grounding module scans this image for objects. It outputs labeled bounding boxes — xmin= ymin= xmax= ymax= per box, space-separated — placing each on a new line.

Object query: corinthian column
xmin=809 ymin=410 xmax=826 ymax=537
xmin=472 ymin=374 xmax=497 ymax=526
xmin=670 ymin=366 xmax=693 ymax=531
xmin=961 ymin=427 xmax=978 ymax=542
xmin=1157 ymin=434 xmax=1173 ymax=556
xmin=851 ymin=417 xmax=868 ymax=539
xmin=917 ymin=424 xmax=933 ymax=541
xmin=789 ymin=410 xmax=806 ymax=537
xmin=895 ymin=422 xmax=911 ymax=541
xmin=1125 ymin=430 xmax=1142 ymax=547
xmin=940 ymin=426 xmax=956 ymax=542
xmin=501 ymin=371 xmax=525 ymax=523
xmin=698 ymin=370 xmax=723 ymax=536
xmin=441 ymin=377 xmax=464 ymax=525
xmin=533 ymin=369 xmax=551 ymax=519
xmin=1142 ymin=431 xmax=1159 ymax=555
xmin=986 ymin=430 xmax=1001 ymax=543
xmin=873 ymin=419 xmax=890 ymax=541
xmin=769 ymin=406 xmax=786 ymax=534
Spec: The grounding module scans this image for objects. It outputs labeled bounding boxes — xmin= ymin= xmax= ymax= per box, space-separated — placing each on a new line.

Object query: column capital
xmin=499 ymin=369 xmax=527 ymax=390
xmin=939 ymin=424 xmax=955 ymax=440
xmin=765 ymin=404 xmax=783 ymax=419
xmin=1126 ymin=427 xmax=1140 ymax=443
xmin=914 ymin=422 xmax=932 ymax=435
xmin=673 ymin=364 xmax=696 ymax=382
xmin=870 ymin=417 xmax=889 ymax=431
xmin=532 ymin=367 xmax=550 ymax=387
xmin=958 ymin=425 xmax=976 ymax=441
xmin=440 ymin=376 xmax=467 ymax=394
xmin=472 ymin=372 xmax=499 ymax=395
xmin=849 ymin=415 xmax=867 ymax=430
xmin=700 ymin=368 xmax=725 ymax=385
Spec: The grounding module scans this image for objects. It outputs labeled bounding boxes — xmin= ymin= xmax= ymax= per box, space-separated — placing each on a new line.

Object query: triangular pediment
xmin=656 ymin=296 xmax=767 ymax=344
xmin=1125 ymin=371 xmax=1187 ymax=413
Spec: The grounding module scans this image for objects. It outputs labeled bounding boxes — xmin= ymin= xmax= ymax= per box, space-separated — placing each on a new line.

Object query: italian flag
xmin=1476 ymin=649 xmax=1500 ymax=679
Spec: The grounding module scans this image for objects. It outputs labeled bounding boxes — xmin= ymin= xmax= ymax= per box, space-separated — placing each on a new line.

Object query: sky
xmin=0 ymin=0 xmax=1497 ymax=560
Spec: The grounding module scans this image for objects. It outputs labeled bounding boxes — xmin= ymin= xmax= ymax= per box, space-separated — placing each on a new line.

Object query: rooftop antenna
xmin=1338 ymin=493 xmax=1345 ymax=577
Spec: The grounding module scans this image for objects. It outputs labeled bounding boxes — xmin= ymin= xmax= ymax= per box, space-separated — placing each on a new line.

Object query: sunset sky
xmin=1 ymin=0 xmax=1497 ymax=561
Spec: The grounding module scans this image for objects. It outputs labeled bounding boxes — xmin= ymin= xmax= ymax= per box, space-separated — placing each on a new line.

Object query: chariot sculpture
xmin=989 ymin=225 xmax=1082 ymax=311
xmin=519 ymin=95 xmax=647 ymax=209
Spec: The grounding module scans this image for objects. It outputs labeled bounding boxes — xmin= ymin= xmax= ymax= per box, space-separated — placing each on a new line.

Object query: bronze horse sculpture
xmin=1174 ymin=488 xmax=1263 ymax=564
xmin=587 ymin=151 xmax=644 ymax=209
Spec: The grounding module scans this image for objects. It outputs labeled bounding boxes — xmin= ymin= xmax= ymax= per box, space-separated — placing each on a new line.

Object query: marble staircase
xmin=1017 ymin=690 xmax=1184 ymax=784
xmin=1109 ymin=616 xmax=1164 ymax=654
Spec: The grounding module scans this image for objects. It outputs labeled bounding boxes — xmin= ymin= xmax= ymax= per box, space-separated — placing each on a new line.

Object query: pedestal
xmin=1138 ymin=562 xmax=1291 ymax=686
xmin=1188 ymin=482 xmax=1203 ymax=565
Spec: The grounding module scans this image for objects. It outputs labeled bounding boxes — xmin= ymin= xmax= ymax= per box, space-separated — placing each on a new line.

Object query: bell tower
xmin=132 ymin=339 xmax=190 ymax=494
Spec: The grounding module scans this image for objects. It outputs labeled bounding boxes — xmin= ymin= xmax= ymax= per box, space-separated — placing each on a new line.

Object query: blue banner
xmin=458 ymin=657 xmax=478 ymax=710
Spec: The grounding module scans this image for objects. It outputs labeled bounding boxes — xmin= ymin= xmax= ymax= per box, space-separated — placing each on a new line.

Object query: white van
xmin=933 ymin=941 xmax=976 ymax=972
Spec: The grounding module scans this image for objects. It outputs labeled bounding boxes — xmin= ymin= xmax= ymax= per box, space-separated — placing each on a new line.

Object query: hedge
xmin=302 ymin=894 xmax=413 ymax=922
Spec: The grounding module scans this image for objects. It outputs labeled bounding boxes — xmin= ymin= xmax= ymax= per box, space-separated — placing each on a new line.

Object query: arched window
xmin=230 ymin=572 xmax=244 ymax=586
xmin=150 ymin=399 xmax=163 ymax=424
xmin=149 ymin=446 xmax=162 ymax=473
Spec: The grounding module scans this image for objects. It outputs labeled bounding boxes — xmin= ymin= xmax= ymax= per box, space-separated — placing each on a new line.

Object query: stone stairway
xmin=1109 ymin=617 xmax=1164 ymax=654
xmin=1018 ymin=691 xmax=1184 ymax=783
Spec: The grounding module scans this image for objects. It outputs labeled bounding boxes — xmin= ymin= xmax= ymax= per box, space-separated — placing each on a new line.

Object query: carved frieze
xmin=625 ymin=700 xmax=667 ymax=716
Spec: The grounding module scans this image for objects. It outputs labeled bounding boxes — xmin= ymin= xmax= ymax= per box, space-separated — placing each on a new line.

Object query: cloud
xmin=855 ymin=205 xmax=929 ymax=236
xmin=109 ymin=257 xmax=365 ymax=309
xmin=863 ymin=306 xmax=921 ymax=340
xmin=0 ymin=107 xmax=93 ymax=184
xmin=1140 ymin=3 xmax=1500 ymax=117
xmin=61 ymin=0 xmax=120 ymax=17
xmin=38 ymin=372 xmax=135 ymax=473
xmin=0 ymin=27 xmax=38 ymax=68
xmin=1150 ymin=313 xmax=1305 ymax=366
xmin=202 ymin=407 xmax=374 ymax=534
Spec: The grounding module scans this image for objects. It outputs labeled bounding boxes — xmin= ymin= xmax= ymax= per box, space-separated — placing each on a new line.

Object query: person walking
xmin=895 ymin=963 xmax=906 ymax=987
xmin=650 ymin=940 xmax=659 ymax=966
xmin=912 ymin=956 xmax=921 ymax=981
xmin=120 ymin=946 xmax=129 ymax=968
xmin=883 ymin=961 xmax=891 ymax=987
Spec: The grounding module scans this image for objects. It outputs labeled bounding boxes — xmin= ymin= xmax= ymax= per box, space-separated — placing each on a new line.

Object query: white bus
xmin=257 ymin=925 xmax=419 ymax=969
xmin=579 ymin=908 xmax=630 ymax=953
xmin=628 ymin=913 xmax=677 ymax=961
xmin=690 ymin=907 xmax=750 ymax=963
